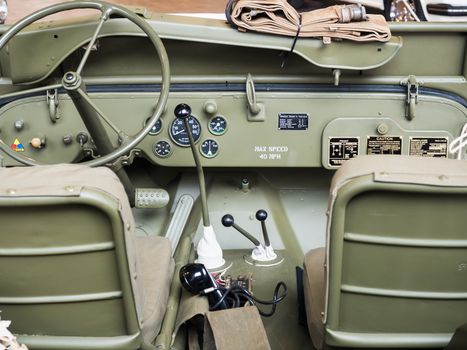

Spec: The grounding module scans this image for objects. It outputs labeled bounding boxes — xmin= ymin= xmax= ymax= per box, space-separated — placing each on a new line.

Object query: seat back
xmin=0 ymin=165 xmax=143 ymax=350
xmin=324 ymin=156 xmax=467 ymax=348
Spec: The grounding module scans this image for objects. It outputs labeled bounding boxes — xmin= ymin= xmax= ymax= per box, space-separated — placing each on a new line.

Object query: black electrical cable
xmin=208 ymin=281 xmax=288 ymax=317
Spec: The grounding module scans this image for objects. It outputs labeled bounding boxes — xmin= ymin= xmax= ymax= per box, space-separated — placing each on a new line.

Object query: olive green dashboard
xmin=0 ymin=15 xmax=466 ymax=169
xmin=0 ymin=87 xmax=464 ymax=168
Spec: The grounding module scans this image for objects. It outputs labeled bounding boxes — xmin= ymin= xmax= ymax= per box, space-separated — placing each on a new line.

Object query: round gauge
xmin=145 ymin=117 xmax=163 ymax=136
xmin=208 ymin=115 xmax=228 ymax=136
xmin=153 ymin=140 xmax=172 ymax=158
xmin=170 ymin=116 xmax=202 ymax=147
xmin=200 ymin=139 xmax=219 ymax=158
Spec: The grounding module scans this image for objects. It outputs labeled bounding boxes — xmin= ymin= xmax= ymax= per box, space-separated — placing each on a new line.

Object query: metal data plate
xmin=322 ymin=117 xmax=453 ymax=169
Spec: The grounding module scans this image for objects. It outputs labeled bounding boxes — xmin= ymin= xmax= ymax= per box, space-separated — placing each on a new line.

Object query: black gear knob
xmin=221 ymin=214 xmax=235 ymax=227
xmin=256 ymin=209 xmax=268 ymax=221
xmin=174 ymin=103 xmax=191 ymax=119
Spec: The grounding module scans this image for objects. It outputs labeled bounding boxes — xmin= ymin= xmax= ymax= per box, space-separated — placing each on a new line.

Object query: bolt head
xmin=63 ymin=72 xmax=77 ymax=85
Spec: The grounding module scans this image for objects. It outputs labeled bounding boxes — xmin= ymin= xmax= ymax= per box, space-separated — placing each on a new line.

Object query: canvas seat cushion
xmin=0 ymin=164 xmax=174 ymax=344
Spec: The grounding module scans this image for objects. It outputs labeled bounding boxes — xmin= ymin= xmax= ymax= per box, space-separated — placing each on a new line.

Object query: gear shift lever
xmin=174 ymin=104 xmax=224 ymax=269
xmin=255 ymin=209 xmax=277 ymax=260
xmin=222 ymin=214 xmax=261 ymax=247
xmin=221 ymin=213 xmax=274 ymax=262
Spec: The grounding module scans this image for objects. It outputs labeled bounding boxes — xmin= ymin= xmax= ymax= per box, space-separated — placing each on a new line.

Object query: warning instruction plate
xmin=409 ymin=137 xmax=448 ymax=157
xmin=329 ymin=137 xmax=359 ymax=167
xmin=367 ymin=136 xmax=402 ymax=155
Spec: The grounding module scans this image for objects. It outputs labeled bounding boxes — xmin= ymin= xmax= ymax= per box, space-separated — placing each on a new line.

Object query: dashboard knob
xmin=62 ymin=134 xmax=73 ymax=145
xmin=203 ymin=100 xmax=218 ymax=115
xmin=174 ymin=103 xmax=191 ymax=119
xmin=30 ymin=137 xmax=46 ymax=149
xmin=14 ymin=120 xmax=24 ymax=130
xmin=221 ymin=214 xmax=235 ymax=227
xmin=255 ymin=209 xmax=268 ymax=221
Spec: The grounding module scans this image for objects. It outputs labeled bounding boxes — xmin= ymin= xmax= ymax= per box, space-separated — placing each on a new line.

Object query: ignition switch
xmin=76 ymin=132 xmax=89 ymax=147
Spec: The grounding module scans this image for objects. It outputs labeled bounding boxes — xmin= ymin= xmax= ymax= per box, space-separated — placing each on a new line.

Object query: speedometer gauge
xmin=170 ymin=115 xmax=202 ymax=147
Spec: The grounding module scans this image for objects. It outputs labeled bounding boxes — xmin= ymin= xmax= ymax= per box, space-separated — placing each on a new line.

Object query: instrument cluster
xmin=148 ymin=113 xmax=228 ymax=159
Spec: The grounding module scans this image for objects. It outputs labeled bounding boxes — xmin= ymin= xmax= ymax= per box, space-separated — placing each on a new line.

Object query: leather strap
xmin=227 ymin=0 xmax=391 ymax=42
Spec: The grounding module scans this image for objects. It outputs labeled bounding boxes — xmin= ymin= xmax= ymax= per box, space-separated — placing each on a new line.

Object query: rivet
xmin=65 ymin=185 xmax=74 ymax=192
xmin=127 ymin=223 xmax=131 ymax=230
xmin=380 ymin=171 xmax=388 ymax=177
xmin=439 ymin=175 xmax=448 ymax=181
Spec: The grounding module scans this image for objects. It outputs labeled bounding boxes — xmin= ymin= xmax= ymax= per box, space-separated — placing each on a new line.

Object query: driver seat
xmin=0 ymin=164 xmax=174 ymax=350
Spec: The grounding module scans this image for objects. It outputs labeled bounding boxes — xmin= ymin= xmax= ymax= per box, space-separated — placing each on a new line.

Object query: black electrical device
xmin=179 ymin=263 xmax=229 ymax=310
xmin=179 ymin=263 xmax=288 ymax=316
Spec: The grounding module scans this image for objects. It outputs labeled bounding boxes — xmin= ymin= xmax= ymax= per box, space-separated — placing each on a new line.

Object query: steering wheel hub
xmin=63 ymin=72 xmax=80 ymax=88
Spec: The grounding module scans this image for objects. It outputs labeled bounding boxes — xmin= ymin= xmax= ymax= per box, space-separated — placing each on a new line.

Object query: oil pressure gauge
xmin=208 ymin=115 xmax=227 ymax=136
xmin=145 ymin=117 xmax=163 ymax=135
xmin=200 ymin=139 xmax=219 ymax=158
xmin=170 ymin=115 xmax=201 ymax=147
xmin=153 ymin=140 xmax=172 ymax=158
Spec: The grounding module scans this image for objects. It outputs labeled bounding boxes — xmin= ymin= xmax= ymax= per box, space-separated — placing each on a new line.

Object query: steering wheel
xmin=0 ymin=1 xmax=170 ymax=167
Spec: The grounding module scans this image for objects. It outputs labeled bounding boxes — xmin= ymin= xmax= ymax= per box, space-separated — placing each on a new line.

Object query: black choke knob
xmin=256 ymin=209 xmax=268 ymax=222
xmin=174 ymin=103 xmax=191 ymax=119
xmin=221 ymin=214 xmax=235 ymax=227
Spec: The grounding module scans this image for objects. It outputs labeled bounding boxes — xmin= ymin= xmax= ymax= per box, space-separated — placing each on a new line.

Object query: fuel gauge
xmin=200 ymin=139 xmax=219 ymax=158
xmin=208 ymin=115 xmax=228 ymax=136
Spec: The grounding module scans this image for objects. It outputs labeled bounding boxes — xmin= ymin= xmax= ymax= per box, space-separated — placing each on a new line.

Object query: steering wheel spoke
xmin=75 ymin=87 xmax=122 ymax=136
xmin=76 ymin=7 xmax=112 ymax=76
xmin=0 ymin=1 xmax=170 ymax=167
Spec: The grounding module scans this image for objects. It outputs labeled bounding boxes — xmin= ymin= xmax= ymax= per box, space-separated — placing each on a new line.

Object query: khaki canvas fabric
xmin=228 ymin=0 xmax=391 ymax=42
xmin=174 ymin=296 xmax=270 ymax=350
xmin=303 ymin=248 xmax=326 ymax=350
xmin=203 ymin=307 xmax=271 ymax=350
xmin=136 ymin=236 xmax=175 ymax=344
xmin=0 ymin=164 xmax=174 ymax=344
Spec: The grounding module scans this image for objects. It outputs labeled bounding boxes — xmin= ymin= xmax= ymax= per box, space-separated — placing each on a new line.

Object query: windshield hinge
xmin=46 ymin=89 xmax=60 ymax=123
xmin=401 ymin=75 xmax=420 ymax=121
